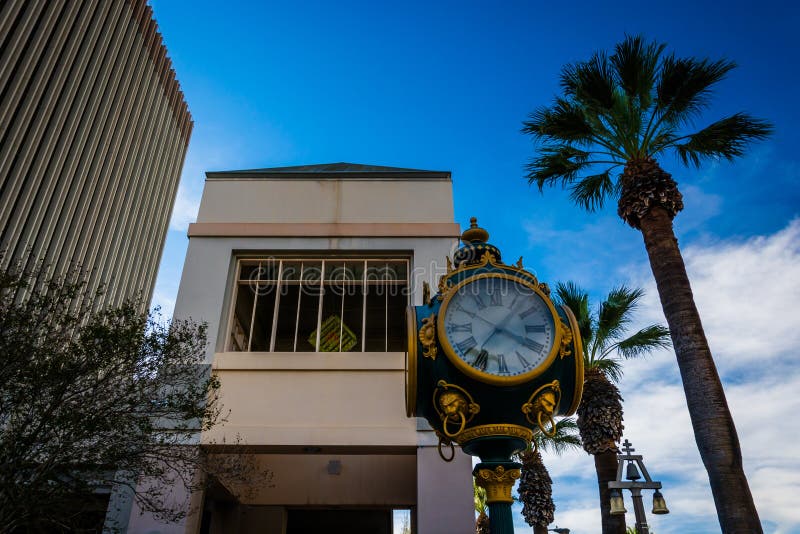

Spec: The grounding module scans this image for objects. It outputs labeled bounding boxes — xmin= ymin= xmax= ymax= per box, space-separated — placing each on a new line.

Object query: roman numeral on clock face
xmin=519 ymin=305 xmax=539 ymax=319
xmin=473 ymin=295 xmax=487 ymax=310
xmin=473 ymin=349 xmax=489 ymax=371
xmin=497 ymin=354 xmax=509 ymax=374
xmin=525 ymin=324 xmax=546 ymax=334
xmin=456 ymin=336 xmax=478 ymax=354
xmin=523 ymin=337 xmax=544 ymax=353
xmin=449 ymin=322 xmax=472 ymax=333
xmin=516 ymin=351 xmax=531 ymax=368
xmin=490 ymin=291 xmax=502 ymax=307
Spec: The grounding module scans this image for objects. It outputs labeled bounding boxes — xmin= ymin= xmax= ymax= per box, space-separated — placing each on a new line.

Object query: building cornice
xmin=188 ymin=222 xmax=461 ymax=238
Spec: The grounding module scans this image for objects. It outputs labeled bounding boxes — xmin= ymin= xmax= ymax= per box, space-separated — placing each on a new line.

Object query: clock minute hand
xmin=495 ymin=325 xmax=544 ymax=354
xmin=494 ymin=327 xmax=526 ymax=347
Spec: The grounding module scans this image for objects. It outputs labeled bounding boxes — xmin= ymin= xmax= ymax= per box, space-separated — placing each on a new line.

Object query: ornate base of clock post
xmin=473 ymin=461 xmax=521 ymax=534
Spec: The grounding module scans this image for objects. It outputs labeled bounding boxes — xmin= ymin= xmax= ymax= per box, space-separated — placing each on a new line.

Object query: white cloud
xmin=169 ymin=181 xmax=202 ymax=231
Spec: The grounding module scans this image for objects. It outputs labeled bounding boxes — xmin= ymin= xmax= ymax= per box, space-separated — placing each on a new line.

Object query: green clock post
xmin=406 ymin=218 xmax=584 ymax=534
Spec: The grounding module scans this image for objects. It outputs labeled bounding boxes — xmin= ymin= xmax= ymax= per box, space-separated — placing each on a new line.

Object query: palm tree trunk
xmin=534 ymin=525 xmax=549 ymax=534
xmin=638 ymin=206 xmax=761 ymax=533
xmin=595 ymin=451 xmax=626 ymax=534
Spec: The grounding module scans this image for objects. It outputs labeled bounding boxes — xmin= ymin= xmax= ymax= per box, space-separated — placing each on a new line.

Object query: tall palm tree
xmin=556 ymin=282 xmax=671 ymax=534
xmin=517 ymin=418 xmax=581 ymax=534
xmin=522 ymin=36 xmax=771 ymax=532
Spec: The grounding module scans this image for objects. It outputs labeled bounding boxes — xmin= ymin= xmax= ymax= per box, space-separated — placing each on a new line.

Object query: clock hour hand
xmin=494 ymin=326 xmax=546 ymax=354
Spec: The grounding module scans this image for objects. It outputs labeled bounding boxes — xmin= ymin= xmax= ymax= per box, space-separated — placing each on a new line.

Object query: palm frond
xmin=554 ymin=282 xmax=592 ymax=350
xmin=611 ymin=35 xmax=665 ymax=111
xmin=568 ymin=169 xmax=617 ymax=211
xmin=525 ymin=145 xmax=592 ymax=190
xmin=522 ymin=99 xmax=594 ymax=144
xmin=611 ymin=324 xmax=672 ymax=359
xmin=595 ymin=285 xmax=644 ymax=344
xmin=535 ymin=417 xmax=582 ymax=454
xmin=672 ymin=113 xmax=774 ymax=167
xmin=654 ymin=55 xmax=735 ymax=127
xmin=588 ymin=357 xmax=624 ymax=383
xmin=561 ymin=52 xmax=616 ymax=111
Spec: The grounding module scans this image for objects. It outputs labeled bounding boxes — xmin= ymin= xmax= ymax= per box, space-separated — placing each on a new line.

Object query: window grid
xmin=227 ymin=257 xmax=409 ymax=353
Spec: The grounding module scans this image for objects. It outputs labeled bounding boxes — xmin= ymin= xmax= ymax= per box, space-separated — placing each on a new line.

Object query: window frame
xmin=225 ymin=254 xmax=411 ymax=353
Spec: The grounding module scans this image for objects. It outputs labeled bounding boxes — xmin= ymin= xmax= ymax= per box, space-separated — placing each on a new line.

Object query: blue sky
xmin=148 ymin=1 xmax=800 ymax=532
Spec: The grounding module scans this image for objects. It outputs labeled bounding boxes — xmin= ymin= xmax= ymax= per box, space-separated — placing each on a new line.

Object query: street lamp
xmin=608 ymin=439 xmax=669 ymax=534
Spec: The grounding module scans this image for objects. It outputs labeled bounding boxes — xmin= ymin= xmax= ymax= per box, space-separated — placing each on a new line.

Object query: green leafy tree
xmin=556 ymin=282 xmax=671 ymax=534
xmin=523 ymin=36 xmax=771 ymax=532
xmin=0 ymin=265 xmax=235 ymax=532
xmin=516 ymin=418 xmax=581 ymax=534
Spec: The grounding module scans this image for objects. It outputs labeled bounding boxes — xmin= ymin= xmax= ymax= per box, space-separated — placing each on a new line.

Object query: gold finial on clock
xmin=461 ymin=217 xmax=489 ymax=244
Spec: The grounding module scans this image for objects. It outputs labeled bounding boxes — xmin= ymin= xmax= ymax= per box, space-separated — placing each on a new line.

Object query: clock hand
xmin=494 ymin=325 xmax=545 ymax=354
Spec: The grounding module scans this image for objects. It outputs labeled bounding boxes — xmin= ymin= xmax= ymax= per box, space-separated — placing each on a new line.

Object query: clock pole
xmin=406 ymin=218 xmax=584 ymax=534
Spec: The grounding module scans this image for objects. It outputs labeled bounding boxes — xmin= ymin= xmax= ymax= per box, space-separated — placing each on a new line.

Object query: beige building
xmin=0 ymin=0 xmax=191 ymax=307
xmin=127 ymin=163 xmax=474 ymax=533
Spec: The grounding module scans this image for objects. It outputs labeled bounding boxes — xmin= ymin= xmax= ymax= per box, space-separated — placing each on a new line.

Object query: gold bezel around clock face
xmin=405 ymin=305 xmax=418 ymax=417
xmin=437 ymin=273 xmax=562 ymax=386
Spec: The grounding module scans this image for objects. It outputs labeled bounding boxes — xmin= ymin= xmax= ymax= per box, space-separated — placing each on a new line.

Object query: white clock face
xmin=442 ymin=276 xmax=556 ymax=379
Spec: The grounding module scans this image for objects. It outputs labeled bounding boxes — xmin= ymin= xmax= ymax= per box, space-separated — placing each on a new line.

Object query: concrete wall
xmin=197 ymin=178 xmax=455 ymax=224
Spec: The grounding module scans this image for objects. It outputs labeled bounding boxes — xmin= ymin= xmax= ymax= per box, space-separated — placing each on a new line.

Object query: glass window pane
xmin=301 ymin=262 xmax=322 ymax=284
xmin=239 ymin=261 xmax=262 ymax=282
xmin=364 ymin=285 xmax=387 ymax=352
xmin=229 ymin=283 xmax=255 ymax=351
xmin=387 ymin=288 xmax=407 ymax=351
xmin=281 ymin=261 xmax=302 ymax=282
xmin=274 ymin=284 xmax=300 ymax=352
xmin=385 ymin=260 xmax=408 ymax=282
xmin=257 ymin=260 xmax=280 ymax=281
xmin=249 ymin=283 xmax=277 ymax=351
xmin=318 ymin=285 xmax=342 ymax=351
xmin=341 ymin=285 xmax=365 ymax=352
xmin=297 ymin=286 xmax=321 ymax=351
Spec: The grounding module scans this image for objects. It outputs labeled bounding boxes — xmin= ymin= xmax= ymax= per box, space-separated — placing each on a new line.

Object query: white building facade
xmin=128 ymin=163 xmax=474 ymax=534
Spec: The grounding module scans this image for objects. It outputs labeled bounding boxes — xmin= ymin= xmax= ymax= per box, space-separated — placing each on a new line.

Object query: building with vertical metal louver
xmin=0 ymin=0 xmax=192 ymax=307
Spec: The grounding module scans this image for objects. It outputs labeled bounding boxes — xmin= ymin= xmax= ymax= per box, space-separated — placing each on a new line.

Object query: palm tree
xmin=556 ymin=282 xmax=671 ymax=534
xmin=522 ymin=36 xmax=771 ymax=532
xmin=474 ymin=480 xmax=490 ymax=534
xmin=517 ymin=418 xmax=581 ymax=534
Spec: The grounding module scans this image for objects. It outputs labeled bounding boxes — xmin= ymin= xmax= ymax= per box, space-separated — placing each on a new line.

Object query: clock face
xmin=440 ymin=274 xmax=558 ymax=384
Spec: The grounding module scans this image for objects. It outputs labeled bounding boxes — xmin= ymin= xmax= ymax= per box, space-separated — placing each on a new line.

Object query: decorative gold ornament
xmin=474 ymin=465 xmax=521 ymax=504
xmin=433 ymin=380 xmax=480 ymax=438
xmin=538 ymin=282 xmax=551 ymax=296
xmin=559 ymin=319 xmax=573 ymax=359
xmin=456 ymin=424 xmax=534 ymax=444
xmin=436 ymin=274 xmax=451 ymax=301
xmin=461 ymin=217 xmax=490 ymax=244
xmin=446 ymin=255 xmax=454 ymax=273
xmin=418 ymin=314 xmax=438 ymax=359
xmin=561 ymin=304 xmax=585 ymax=416
xmin=521 ymin=381 xmax=562 ymax=437
xmin=516 ymin=256 xmax=524 ymax=268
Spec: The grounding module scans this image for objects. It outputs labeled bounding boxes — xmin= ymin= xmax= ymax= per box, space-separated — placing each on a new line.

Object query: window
xmin=227 ymin=257 xmax=409 ymax=352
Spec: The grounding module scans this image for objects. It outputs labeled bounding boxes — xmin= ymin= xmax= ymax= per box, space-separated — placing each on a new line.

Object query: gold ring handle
xmin=537 ymin=410 xmax=556 ymax=438
xmin=442 ymin=410 xmax=466 ymax=438
xmin=438 ymin=436 xmax=455 ymax=462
